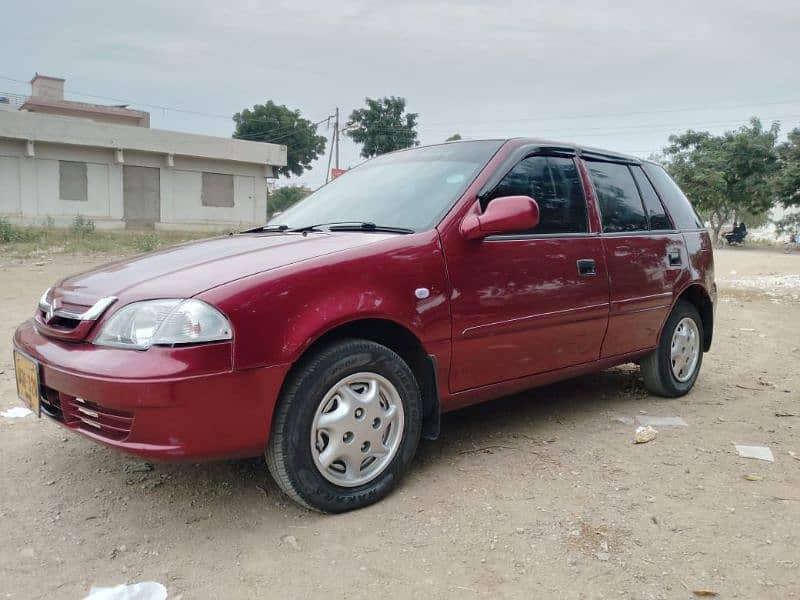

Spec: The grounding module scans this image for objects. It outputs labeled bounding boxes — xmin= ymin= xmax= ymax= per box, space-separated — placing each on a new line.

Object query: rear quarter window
xmin=641 ymin=163 xmax=703 ymax=230
xmin=630 ymin=166 xmax=673 ymax=230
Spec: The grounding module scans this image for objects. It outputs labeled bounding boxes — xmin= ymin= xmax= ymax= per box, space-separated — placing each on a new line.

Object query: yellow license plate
xmin=14 ymin=351 xmax=40 ymax=417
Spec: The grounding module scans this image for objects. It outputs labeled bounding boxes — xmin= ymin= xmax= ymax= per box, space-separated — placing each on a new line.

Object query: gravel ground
xmin=1 ymin=246 xmax=798 ymax=600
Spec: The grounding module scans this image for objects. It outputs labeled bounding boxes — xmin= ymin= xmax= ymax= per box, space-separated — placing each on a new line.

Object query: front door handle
xmin=668 ymin=250 xmax=682 ymax=266
xmin=577 ymin=259 xmax=597 ymax=277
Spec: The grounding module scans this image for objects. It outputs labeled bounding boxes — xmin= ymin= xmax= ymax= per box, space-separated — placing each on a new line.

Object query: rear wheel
xmin=266 ymin=339 xmax=422 ymax=512
xmin=641 ymin=301 xmax=704 ymax=397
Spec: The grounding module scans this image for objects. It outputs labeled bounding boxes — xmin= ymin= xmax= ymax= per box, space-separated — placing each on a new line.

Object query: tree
xmin=773 ymin=128 xmax=800 ymax=206
xmin=774 ymin=211 xmax=800 ymax=239
xmin=446 ymin=133 xmax=462 ymax=141
xmin=663 ymin=118 xmax=779 ymax=241
xmin=268 ymin=185 xmax=311 ymax=217
xmin=346 ymin=97 xmax=419 ymax=158
xmin=233 ymin=101 xmax=327 ymax=177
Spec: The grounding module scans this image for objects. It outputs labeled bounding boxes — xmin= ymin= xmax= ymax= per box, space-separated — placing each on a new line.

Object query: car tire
xmin=641 ymin=300 xmax=704 ymax=398
xmin=266 ymin=338 xmax=422 ymax=513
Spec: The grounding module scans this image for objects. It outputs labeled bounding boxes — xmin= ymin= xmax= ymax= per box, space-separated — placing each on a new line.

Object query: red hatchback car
xmin=14 ymin=139 xmax=715 ymax=512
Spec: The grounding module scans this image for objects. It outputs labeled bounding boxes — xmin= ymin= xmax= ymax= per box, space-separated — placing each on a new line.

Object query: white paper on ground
xmin=84 ymin=582 xmax=167 ymax=600
xmin=1 ymin=407 xmax=33 ymax=418
xmin=734 ymin=444 xmax=775 ymax=462
xmin=635 ymin=416 xmax=688 ymax=428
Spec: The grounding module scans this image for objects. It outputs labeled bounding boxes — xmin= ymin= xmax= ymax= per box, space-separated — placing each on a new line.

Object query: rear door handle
xmin=577 ymin=259 xmax=597 ymax=276
xmin=668 ymin=250 xmax=681 ymax=266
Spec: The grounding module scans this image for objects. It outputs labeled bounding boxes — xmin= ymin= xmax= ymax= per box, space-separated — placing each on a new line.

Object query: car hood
xmin=50 ymin=232 xmax=393 ymax=309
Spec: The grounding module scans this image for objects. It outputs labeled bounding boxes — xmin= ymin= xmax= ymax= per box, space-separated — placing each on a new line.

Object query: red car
xmin=13 ymin=139 xmax=715 ymax=512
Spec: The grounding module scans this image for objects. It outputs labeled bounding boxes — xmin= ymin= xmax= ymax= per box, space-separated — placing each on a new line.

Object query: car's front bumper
xmin=13 ymin=320 xmax=290 ymax=461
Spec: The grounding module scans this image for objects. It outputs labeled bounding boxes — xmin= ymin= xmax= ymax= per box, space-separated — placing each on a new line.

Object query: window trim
xmin=485 ymin=231 xmax=598 ymax=241
xmin=481 ymin=153 xmax=591 ymax=236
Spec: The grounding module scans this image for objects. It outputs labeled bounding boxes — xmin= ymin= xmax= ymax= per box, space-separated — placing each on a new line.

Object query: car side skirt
xmin=440 ymin=348 xmax=654 ymax=413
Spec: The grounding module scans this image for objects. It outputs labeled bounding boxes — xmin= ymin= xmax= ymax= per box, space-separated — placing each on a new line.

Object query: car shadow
xmin=413 ymin=365 xmax=649 ymax=470
xmin=54 ymin=366 xmax=653 ymax=524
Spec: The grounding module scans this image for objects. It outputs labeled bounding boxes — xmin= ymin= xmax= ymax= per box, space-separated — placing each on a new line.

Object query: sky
xmin=2 ymin=0 xmax=799 ymax=189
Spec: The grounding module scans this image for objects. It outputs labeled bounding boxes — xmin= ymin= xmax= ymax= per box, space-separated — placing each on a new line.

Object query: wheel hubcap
xmin=670 ymin=317 xmax=700 ymax=382
xmin=310 ymin=372 xmax=405 ymax=488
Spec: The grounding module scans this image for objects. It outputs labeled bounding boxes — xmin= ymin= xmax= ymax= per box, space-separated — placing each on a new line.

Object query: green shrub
xmin=71 ymin=215 xmax=96 ymax=235
xmin=133 ymin=233 xmax=161 ymax=252
xmin=0 ymin=217 xmax=15 ymax=242
xmin=0 ymin=217 xmax=40 ymax=243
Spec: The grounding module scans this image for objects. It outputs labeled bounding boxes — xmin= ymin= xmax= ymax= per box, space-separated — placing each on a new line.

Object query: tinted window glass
xmin=631 ymin=166 xmax=672 ymax=230
xmin=487 ymin=156 xmax=588 ymax=234
xmin=587 ymin=161 xmax=648 ymax=233
xmin=641 ymin=163 xmax=704 ymax=230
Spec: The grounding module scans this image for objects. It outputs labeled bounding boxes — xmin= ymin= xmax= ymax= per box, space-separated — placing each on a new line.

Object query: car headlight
xmin=94 ymin=299 xmax=232 ymax=350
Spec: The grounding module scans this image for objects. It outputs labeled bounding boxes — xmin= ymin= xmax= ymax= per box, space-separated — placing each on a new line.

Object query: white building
xmin=0 ymin=75 xmax=286 ymax=230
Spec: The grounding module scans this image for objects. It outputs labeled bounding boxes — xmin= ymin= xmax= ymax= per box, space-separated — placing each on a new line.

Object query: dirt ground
xmin=1 ymin=246 xmax=798 ymax=600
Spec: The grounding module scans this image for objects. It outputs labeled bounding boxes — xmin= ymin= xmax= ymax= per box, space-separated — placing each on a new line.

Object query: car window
xmin=587 ymin=161 xmax=648 ymax=233
xmin=631 ymin=166 xmax=673 ymax=230
xmin=641 ymin=163 xmax=704 ymax=230
xmin=486 ymin=156 xmax=588 ymax=234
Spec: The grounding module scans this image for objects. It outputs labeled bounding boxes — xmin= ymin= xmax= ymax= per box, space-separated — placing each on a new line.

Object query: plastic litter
xmin=635 ymin=416 xmax=688 ymax=428
xmin=734 ymin=445 xmax=774 ymax=462
xmin=83 ymin=582 xmax=167 ymax=600
xmin=1 ymin=407 xmax=33 ymax=418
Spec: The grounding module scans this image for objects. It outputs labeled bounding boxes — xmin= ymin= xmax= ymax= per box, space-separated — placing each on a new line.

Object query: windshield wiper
xmin=240 ymin=223 xmax=290 ymax=233
xmin=291 ymin=221 xmax=414 ymax=234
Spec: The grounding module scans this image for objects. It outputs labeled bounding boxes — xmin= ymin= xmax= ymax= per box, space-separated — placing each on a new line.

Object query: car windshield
xmin=270 ymin=140 xmax=504 ymax=232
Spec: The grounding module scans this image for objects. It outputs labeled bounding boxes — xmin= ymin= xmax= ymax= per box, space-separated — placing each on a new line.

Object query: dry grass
xmin=0 ymin=217 xmax=224 ymax=258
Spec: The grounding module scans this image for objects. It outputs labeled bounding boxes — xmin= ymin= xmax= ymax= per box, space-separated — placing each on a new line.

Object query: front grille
xmin=35 ymin=293 xmax=116 ymax=342
xmin=61 ymin=395 xmax=134 ymax=441
xmin=40 ymin=387 xmax=63 ymax=420
xmin=38 ymin=311 xmax=82 ymax=331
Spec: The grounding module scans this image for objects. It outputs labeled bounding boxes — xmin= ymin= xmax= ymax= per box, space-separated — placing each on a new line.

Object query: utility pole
xmin=334 ymin=107 xmax=340 ymax=170
xmin=325 ymin=107 xmax=341 ymax=184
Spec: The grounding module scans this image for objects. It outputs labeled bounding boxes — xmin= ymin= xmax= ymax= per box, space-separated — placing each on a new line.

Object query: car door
xmin=582 ymin=159 xmax=685 ymax=357
xmin=444 ymin=154 xmax=610 ymax=392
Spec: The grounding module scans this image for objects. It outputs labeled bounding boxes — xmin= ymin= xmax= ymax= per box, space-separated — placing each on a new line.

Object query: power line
xmin=333 ymin=114 xmax=800 ymax=138
xmin=423 ymin=98 xmax=800 ymax=127
xmin=0 ymin=75 xmax=236 ymax=120
xmin=0 ymin=75 xmax=330 ymax=136
xmin=233 ymin=114 xmax=336 ymax=145
xmin=5 ymin=73 xmax=800 ymax=132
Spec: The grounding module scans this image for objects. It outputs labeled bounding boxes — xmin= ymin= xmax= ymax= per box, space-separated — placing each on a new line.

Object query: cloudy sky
xmin=2 ymin=0 xmax=799 ymax=188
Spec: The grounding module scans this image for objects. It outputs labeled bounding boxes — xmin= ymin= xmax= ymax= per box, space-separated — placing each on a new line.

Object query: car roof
xmin=382 ymin=138 xmax=661 ymax=167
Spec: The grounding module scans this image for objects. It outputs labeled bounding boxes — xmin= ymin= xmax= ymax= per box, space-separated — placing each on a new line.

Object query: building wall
xmin=0 ymin=139 xmax=269 ymax=230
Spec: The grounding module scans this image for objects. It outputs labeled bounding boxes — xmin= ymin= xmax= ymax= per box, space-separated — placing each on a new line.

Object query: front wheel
xmin=641 ymin=301 xmax=704 ymax=397
xmin=266 ymin=339 xmax=422 ymax=512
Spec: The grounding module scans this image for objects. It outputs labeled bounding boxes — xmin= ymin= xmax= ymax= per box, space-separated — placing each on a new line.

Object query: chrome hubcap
xmin=310 ymin=372 xmax=404 ymax=488
xmin=670 ymin=317 xmax=700 ymax=382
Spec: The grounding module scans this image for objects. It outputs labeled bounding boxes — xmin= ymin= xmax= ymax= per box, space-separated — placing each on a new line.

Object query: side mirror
xmin=460 ymin=195 xmax=540 ymax=240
